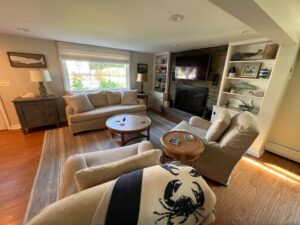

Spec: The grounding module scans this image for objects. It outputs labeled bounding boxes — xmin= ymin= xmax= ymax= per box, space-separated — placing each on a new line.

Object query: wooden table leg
xmin=147 ymin=128 xmax=150 ymax=140
xmin=121 ymin=133 xmax=125 ymax=146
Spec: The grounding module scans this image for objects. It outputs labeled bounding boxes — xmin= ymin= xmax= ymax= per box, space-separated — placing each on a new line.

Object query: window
xmin=63 ymin=60 xmax=129 ymax=91
xmin=57 ymin=41 xmax=131 ymax=91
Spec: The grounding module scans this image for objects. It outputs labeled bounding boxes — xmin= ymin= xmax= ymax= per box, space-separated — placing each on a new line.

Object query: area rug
xmin=23 ymin=112 xmax=176 ymax=224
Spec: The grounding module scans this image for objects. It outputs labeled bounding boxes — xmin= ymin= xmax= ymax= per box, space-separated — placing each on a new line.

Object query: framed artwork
xmin=7 ymin=52 xmax=47 ymax=68
xmin=137 ymin=63 xmax=148 ymax=73
xmin=241 ymin=63 xmax=261 ymax=78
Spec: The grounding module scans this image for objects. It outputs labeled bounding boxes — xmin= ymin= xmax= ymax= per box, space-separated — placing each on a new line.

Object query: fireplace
xmin=174 ymin=85 xmax=208 ymax=116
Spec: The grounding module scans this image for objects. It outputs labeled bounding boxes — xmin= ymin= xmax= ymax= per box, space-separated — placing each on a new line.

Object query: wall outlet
xmin=0 ymin=80 xmax=11 ymax=86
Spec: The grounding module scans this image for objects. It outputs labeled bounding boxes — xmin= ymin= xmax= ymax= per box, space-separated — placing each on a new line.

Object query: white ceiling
xmin=0 ymin=0 xmax=259 ymax=53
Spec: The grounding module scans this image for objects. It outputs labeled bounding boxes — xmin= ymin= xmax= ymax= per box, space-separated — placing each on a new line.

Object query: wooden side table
xmin=137 ymin=93 xmax=148 ymax=107
xmin=13 ymin=96 xmax=60 ymax=134
xmin=160 ymin=130 xmax=205 ymax=166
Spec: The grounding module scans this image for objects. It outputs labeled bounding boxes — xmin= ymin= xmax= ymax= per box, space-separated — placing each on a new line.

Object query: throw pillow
xmin=74 ymin=149 xmax=162 ymax=191
xmin=121 ymin=90 xmax=138 ymax=105
xmin=87 ymin=92 xmax=107 ymax=108
xmin=205 ymin=109 xmax=231 ymax=142
xmin=63 ymin=94 xmax=94 ymax=114
xmin=106 ymin=91 xmax=121 ymax=105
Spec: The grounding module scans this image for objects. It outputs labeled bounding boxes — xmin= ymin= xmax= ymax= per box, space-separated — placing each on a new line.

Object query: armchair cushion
xmin=172 ymin=120 xmax=207 ymax=139
xmin=219 ymin=111 xmax=259 ymax=150
xmin=74 ymin=149 xmax=162 ymax=191
xmin=138 ymin=140 xmax=154 ymax=153
xmin=205 ymin=109 xmax=231 ymax=141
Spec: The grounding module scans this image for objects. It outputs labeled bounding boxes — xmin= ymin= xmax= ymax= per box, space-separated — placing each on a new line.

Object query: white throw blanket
xmin=91 ymin=164 xmax=216 ymax=225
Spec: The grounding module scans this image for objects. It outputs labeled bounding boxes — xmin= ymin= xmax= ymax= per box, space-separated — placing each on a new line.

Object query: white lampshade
xmin=30 ymin=70 xmax=52 ymax=82
xmin=136 ymin=73 xmax=147 ymax=82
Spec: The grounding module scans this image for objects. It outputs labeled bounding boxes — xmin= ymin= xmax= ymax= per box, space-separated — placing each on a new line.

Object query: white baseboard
xmin=10 ymin=124 xmax=21 ymax=130
xmin=247 ymin=148 xmax=265 ymax=158
xmin=265 ymin=141 xmax=300 ymax=163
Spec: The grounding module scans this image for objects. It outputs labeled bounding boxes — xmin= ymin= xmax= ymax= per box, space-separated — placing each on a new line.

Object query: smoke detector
xmin=169 ymin=14 xmax=184 ymax=22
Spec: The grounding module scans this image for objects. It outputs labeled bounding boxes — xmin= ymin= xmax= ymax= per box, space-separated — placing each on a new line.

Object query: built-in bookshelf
xmin=215 ymin=40 xmax=279 ymax=118
xmin=151 ymin=52 xmax=171 ymax=111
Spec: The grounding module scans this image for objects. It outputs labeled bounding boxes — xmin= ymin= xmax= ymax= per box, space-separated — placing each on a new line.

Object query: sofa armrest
xmin=189 ymin=116 xmax=211 ymax=130
xmin=65 ymin=105 xmax=74 ymax=117
xmin=59 ymin=154 xmax=88 ymax=199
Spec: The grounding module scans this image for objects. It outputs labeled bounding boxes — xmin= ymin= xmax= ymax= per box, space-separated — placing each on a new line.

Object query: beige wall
xmin=267 ymin=49 xmax=300 ymax=151
xmin=130 ymin=51 xmax=153 ymax=93
xmin=0 ymin=33 xmax=153 ymax=127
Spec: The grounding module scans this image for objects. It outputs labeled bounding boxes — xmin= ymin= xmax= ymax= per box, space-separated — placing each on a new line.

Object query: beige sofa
xmin=172 ymin=111 xmax=259 ymax=185
xmin=65 ymin=91 xmax=147 ymax=134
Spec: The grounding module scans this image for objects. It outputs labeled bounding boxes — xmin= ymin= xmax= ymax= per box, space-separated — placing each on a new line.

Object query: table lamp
xmin=30 ymin=70 xmax=52 ymax=97
xmin=136 ymin=73 xmax=147 ymax=94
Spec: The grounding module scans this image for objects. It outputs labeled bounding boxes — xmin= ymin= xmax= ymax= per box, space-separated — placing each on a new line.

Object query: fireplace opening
xmin=174 ymin=85 xmax=208 ymax=116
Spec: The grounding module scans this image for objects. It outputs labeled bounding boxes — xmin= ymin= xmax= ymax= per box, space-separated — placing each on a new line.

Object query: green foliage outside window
xmin=71 ymin=74 xmax=85 ymax=90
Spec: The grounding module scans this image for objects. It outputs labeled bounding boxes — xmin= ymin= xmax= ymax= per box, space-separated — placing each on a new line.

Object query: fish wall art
xmin=7 ymin=52 xmax=47 ymax=68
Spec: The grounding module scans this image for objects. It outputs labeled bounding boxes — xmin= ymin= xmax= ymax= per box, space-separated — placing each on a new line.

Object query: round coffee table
xmin=106 ymin=114 xmax=151 ymax=146
xmin=160 ymin=130 xmax=205 ymax=166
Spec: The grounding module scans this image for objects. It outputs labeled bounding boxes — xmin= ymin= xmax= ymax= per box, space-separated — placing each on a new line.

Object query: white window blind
xmin=57 ymin=42 xmax=131 ymax=63
xmin=57 ymin=42 xmax=131 ymax=91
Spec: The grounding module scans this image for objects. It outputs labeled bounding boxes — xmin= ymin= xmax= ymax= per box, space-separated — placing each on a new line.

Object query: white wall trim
xmin=265 ymin=141 xmax=300 ymax=163
xmin=10 ymin=124 xmax=21 ymax=130
xmin=0 ymin=96 xmax=11 ymax=130
xmin=247 ymin=148 xmax=265 ymax=158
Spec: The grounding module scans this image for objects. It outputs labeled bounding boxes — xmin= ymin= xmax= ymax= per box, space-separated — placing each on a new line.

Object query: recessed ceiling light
xmin=17 ymin=27 xmax=30 ymax=32
xmin=169 ymin=14 xmax=184 ymax=22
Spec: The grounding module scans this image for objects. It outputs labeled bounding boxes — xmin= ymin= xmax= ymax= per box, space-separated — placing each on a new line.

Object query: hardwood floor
xmin=0 ymin=122 xmax=299 ymax=225
xmin=0 ymin=130 xmax=44 ymax=225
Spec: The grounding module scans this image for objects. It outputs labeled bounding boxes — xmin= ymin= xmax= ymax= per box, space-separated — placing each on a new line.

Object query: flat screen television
xmin=175 ymin=54 xmax=210 ymax=80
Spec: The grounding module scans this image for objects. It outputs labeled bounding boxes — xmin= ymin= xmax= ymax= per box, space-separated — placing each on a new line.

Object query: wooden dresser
xmin=13 ymin=96 xmax=59 ymax=133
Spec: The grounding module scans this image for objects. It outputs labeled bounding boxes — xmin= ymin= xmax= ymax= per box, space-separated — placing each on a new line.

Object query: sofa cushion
xmin=219 ymin=112 xmax=259 ymax=150
xmin=68 ymin=104 xmax=146 ymax=123
xmin=205 ymin=109 xmax=231 ymax=142
xmin=121 ymin=90 xmax=138 ymax=105
xmin=63 ymin=94 xmax=94 ymax=113
xmin=106 ymin=91 xmax=121 ymax=105
xmin=87 ymin=92 xmax=107 ymax=108
xmin=74 ymin=149 xmax=162 ymax=191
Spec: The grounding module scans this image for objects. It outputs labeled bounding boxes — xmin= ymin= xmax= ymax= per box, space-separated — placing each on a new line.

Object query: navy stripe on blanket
xmin=105 ymin=169 xmax=143 ymax=225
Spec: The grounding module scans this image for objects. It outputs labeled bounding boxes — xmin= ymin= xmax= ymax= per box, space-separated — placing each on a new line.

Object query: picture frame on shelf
xmin=241 ymin=63 xmax=261 ymax=78
xmin=137 ymin=63 xmax=148 ymax=73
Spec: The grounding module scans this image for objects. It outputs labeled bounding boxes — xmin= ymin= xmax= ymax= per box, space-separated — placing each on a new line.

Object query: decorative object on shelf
xmin=137 ymin=63 xmax=148 ymax=73
xmin=231 ymin=52 xmax=243 ymax=61
xmin=254 ymin=90 xmax=264 ymax=97
xmin=263 ymin=44 xmax=279 ymax=59
xmin=258 ymin=68 xmax=270 ymax=79
xmin=228 ymin=67 xmax=236 ymax=77
xmin=228 ymin=98 xmax=254 ymax=112
xmin=7 ymin=52 xmax=47 ymax=68
xmin=241 ymin=63 xmax=261 ymax=78
xmin=136 ymin=73 xmax=147 ymax=94
xmin=30 ymin=70 xmax=52 ymax=97
xmin=234 ymin=81 xmax=257 ymax=90
xmin=241 ymin=49 xmax=263 ymax=60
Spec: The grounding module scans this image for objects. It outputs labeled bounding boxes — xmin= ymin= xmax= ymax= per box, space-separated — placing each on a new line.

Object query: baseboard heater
xmin=265 ymin=141 xmax=300 ymax=163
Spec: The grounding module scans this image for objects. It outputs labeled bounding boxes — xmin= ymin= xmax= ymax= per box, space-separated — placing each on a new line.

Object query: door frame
xmin=0 ymin=96 xmax=11 ymax=130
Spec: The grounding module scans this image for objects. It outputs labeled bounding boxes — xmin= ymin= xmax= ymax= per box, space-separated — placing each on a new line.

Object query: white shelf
xmin=229 ymin=59 xmax=275 ymax=63
xmin=225 ymin=77 xmax=269 ymax=81
xmin=222 ymin=91 xmax=263 ymax=98
xmin=156 ymin=64 xmax=168 ymax=66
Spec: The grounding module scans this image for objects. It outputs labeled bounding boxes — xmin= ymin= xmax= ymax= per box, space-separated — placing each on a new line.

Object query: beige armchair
xmin=59 ymin=141 xmax=154 ymax=199
xmin=172 ymin=111 xmax=259 ymax=185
